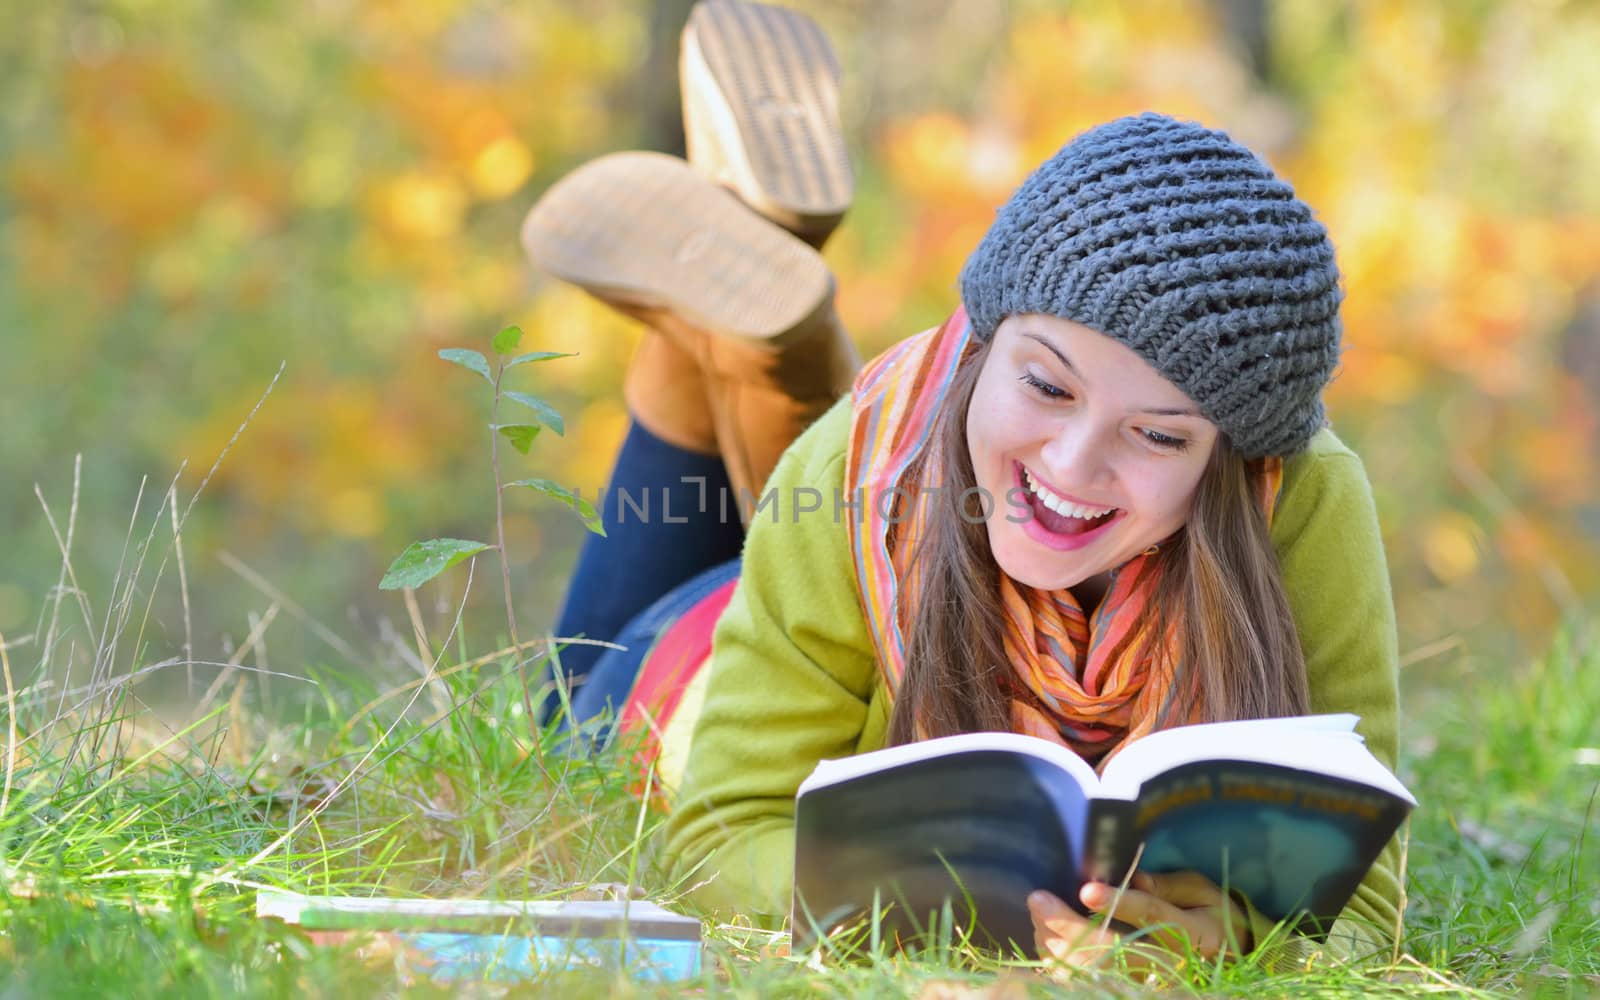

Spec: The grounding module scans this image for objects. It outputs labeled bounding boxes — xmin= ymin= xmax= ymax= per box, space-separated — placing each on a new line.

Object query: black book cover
xmin=791 ymin=725 xmax=1413 ymax=954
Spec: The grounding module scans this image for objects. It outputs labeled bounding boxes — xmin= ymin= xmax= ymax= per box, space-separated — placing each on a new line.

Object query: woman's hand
xmin=1027 ymin=871 xmax=1252 ymax=978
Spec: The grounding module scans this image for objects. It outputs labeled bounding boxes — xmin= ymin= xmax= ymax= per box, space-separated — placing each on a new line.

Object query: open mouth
xmin=1017 ymin=464 xmax=1120 ymax=537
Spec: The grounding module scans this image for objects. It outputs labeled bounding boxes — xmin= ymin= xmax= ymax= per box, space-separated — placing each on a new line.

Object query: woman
xmin=522 ymin=12 xmax=1401 ymax=971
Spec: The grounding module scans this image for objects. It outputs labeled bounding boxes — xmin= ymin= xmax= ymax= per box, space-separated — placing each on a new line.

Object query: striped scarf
xmin=844 ymin=308 xmax=1282 ymax=764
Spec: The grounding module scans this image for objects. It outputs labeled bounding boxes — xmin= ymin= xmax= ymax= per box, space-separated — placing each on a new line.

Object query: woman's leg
xmin=545 ymin=418 xmax=744 ymax=720
xmin=566 ymin=557 xmax=740 ymax=737
xmin=528 ymin=0 xmax=859 ymax=718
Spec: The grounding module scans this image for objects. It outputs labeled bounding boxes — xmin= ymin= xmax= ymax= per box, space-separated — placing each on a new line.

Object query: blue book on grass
xmin=256 ymin=890 xmax=702 ymax=983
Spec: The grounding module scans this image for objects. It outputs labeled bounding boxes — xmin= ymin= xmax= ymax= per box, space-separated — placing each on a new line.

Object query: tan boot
xmin=622 ymin=332 xmax=719 ymax=457
xmin=521 ymin=152 xmax=859 ymax=519
xmin=679 ymin=0 xmax=852 ymax=249
xmin=643 ymin=297 xmax=858 ymax=519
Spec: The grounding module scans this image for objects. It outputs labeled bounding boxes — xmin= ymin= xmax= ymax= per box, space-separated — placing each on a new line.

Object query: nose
xmin=1038 ymin=416 xmax=1113 ymax=486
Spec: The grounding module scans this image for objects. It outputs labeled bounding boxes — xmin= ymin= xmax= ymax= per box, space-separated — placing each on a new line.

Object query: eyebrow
xmin=1019 ymin=331 xmax=1204 ymax=418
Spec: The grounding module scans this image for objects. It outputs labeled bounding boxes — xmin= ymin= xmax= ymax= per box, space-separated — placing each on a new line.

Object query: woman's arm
xmin=660 ymin=397 xmax=880 ymax=921
xmin=1264 ymin=427 xmax=1406 ymax=965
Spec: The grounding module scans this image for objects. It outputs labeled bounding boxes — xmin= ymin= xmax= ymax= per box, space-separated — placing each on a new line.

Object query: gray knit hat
xmin=959 ymin=113 xmax=1342 ymax=458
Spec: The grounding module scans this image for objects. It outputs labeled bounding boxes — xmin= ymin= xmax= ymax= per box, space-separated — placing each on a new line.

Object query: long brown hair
xmin=887 ymin=339 xmax=1309 ymax=746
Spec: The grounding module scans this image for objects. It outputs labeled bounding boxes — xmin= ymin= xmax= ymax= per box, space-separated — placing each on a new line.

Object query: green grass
xmin=1399 ymin=629 xmax=1600 ymax=995
xmin=1 ymin=518 xmax=1597 ymax=998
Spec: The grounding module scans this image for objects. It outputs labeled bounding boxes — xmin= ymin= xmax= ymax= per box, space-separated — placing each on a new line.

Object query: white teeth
xmin=1024 ymin=468 xmax=1116 ymax=520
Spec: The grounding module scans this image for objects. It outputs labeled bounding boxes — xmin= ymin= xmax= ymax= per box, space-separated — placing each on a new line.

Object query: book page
xmin=256 ymin=891 xmax=701 ymax=938
xmin=798 ymin=731 xmax=1100 ymax=795
xmin=1097 ymin=714 xmax=1414 ymax=803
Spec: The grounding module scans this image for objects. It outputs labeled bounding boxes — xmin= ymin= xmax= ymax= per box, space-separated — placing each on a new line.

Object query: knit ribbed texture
xmin=959 ymin=113 xmax=1342 ymax=458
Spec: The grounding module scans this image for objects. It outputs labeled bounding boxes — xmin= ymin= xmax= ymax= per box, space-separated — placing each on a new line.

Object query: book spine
xmin=1082 ymin=799 xmax=1142 ymax=885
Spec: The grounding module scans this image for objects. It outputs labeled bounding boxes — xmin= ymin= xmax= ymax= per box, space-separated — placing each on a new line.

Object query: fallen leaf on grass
xmin=1455 ymin=818 xmax=1531 ymax=865
xmin=1511 ymin=906 xmax=1558 ymax=956
xmin=1447 ymin=945 xmax=1510 ymax=972
xmin=245 ymin=766 xmax=342 ymax=811
xmin=424 ymin=772 xmax=459 ymax=820
xmin=561 ymin=882 xmax=646 ymax=902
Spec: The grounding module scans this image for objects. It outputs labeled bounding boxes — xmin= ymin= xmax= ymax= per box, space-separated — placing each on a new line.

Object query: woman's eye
xmin=1018 ymin=372 xmax=1069 ymax=400
xmin=1141 ymin=428 xmax=1191 ymax=452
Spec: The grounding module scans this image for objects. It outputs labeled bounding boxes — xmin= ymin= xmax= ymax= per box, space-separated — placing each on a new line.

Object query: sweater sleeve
xmin=1257 ymin=428 xmax=1406 ymax=967
xmin=660 ymin=396 xmax=878 ymax=922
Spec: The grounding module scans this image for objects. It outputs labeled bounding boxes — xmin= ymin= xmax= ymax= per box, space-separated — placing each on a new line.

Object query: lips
xmin=1021 ymin=466 xmax=1116 ymax=520
xmin=1030 ymin=494 xmax=1114 ymax=535
xmin=1013 ymin=463 xmax=1123 ymax=551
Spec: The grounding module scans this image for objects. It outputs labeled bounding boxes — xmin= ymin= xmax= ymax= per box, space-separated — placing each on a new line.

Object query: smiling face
xmin=964 ymin=314 xmax=1220 ymax=593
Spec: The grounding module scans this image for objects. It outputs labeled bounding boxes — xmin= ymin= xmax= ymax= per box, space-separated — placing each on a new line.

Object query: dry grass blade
xmin=215 ymin=558 xmax=480 ymax=880
xmin=168 ymin=484 xmax=195 ymax=700
xmin=1399 ymin=636 xmax=1464 ymax=669
xmin=218 ymin=550 xmax=358 ymax=663
xmin=327 ymin=635 xmax=622 ymax=747
xmin=175 ymin=361 xmax=286 ymax=531
xmin=53 ymin=472 xmax=151 ymax=784
xmin=1394 ymin=819 xmax=1411 ymax=967
xmin=193 ymin=603 xmax=282 ymax=721
xmin=400 ymin=587 xmax=436 ymax=678
xmin=1392 ymin=953 xmax=1487 ymax=994
xmin=490 ymin=797 xmax=633 ymax=887
xmin=1 ymin=628 xmax=16 ymax=820
xmin=34 ymin=454 xmax=92 ymax=674
xmin=17 ymin=659 xmax=311 ymax=716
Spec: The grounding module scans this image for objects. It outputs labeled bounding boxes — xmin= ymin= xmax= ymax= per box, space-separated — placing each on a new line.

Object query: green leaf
xmin=494 ymin=422 xmax=542 ymax=454
xmin=503 ymin=391 xmax=565 ymax=435
xmin=506 ymin=350 xmax=576 ymax=368
xmin=439 ymin=348 xmax=492 ymax=384
xmin=379 ymin=538 xmax=491 ymax=590
xmin=506 ymin=478 xmax=606 ymax=536
xmin=492 ymin=324 xmax=523 ymax=355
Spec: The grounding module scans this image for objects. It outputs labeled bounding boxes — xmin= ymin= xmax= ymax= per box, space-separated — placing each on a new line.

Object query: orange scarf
xmin=845 ymin=308 xmax=1282 ymax=764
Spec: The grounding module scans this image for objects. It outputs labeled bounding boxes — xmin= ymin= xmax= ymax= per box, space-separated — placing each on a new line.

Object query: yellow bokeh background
xmin=3 ymin=0 xmax=1597 ymax=687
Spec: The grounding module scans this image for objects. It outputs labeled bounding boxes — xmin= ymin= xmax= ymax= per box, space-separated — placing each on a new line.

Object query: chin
xmin=986 ymin=523 xmax=1098 ymax=591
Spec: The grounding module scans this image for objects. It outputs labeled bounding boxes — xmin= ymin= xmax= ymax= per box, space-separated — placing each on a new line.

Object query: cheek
xmin=965 ymin=379 xmax=1018 ymax=476
xmin=1128 ymin=462 xmax=1207 ymax=523
xmin=964 ymin=404 xmax=987 ymax=475
xmin=967 ymin=422 xmax=1007 ymax=499
xmin=970 ymin=402 xmax=1031 ymax=485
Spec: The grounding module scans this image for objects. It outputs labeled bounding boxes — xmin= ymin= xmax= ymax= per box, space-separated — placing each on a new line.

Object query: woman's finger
xmin=1028 ymin=890 xmax=1118 ymax=967
xmin=1134 ymin=872 xmax=1252 ymax=954
xmin=1028 ymin=890 xmax=1094 ymax=939
xmin=1132 ymin=870 xmax=1228 ymax=908
xmin=1082 ymin=883 xmax=1187 ymax=932
xmin=1082 ymin=882 xmax=1243 ymax=959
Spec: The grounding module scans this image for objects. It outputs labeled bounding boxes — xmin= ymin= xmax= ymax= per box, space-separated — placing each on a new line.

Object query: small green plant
xmin=378 ymin=324 xmax=604 ymax=722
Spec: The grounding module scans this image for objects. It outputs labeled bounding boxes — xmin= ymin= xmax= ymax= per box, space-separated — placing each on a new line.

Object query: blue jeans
xmin=546 ymin=420 xmax=745 ymax=726
xmin=564 ymin=558 xmax=740 ymax=729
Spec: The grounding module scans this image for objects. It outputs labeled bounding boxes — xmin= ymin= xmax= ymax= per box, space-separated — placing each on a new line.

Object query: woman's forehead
xmin=999 ymin=315 xmax=1209 ymax=415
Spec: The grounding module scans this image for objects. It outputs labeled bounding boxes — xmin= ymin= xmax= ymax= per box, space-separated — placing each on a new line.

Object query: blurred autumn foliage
xmin=2 ymin=1 xmax=1597 ymax=692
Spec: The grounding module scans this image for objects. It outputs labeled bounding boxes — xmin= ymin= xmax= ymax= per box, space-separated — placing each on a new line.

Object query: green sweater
xmin=662 ymin=396 xmax=1405 ymax=966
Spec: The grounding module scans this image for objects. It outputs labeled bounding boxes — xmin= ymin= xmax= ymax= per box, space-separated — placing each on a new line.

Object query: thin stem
xmin=491 ymin=361 xmax=540 ymax=741
xmin=490 ymin=364 xmax=521 ymax=650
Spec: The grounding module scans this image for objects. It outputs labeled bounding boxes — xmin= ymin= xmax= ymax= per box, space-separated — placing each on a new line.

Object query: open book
xmin=791 ymin=714 xmax=1414 ymax=953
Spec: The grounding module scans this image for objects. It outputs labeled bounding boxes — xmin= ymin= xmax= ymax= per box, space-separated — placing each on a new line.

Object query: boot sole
xmin=521 ymin=151 xmax=832 ymax=342
xmin=680 ymin=0 xmax=852 ymax=241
